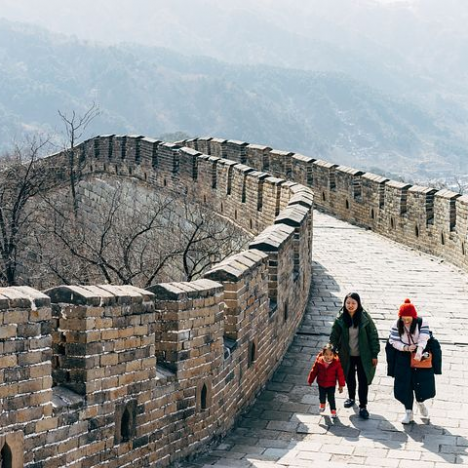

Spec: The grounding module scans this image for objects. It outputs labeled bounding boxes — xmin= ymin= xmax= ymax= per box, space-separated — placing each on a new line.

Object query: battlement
xmin=183 ymin=137 xmax=468 ymax=272
xmin=0 ymin=137 xmax=313 ymax=467
xmin=4 ymin=131 xmax=467 ymax=467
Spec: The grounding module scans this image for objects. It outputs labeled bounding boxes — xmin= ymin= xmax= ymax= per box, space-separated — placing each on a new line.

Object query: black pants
xmin=319 ymin=386 xmax=336 ymax=410
xmin=347 ymin=356 xmax=368 ymax=408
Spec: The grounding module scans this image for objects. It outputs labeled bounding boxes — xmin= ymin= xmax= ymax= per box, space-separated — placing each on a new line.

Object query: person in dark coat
xmin=307 ymin=344 xmax=346 ymax=418
xmin=388 ymin=298 xmax=436 ymax=424
xmin=329 ymin=292 xmax=380 ymax=419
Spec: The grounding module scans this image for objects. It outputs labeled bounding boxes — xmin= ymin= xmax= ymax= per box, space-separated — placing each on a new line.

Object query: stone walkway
xmin=180 ymin=211 xmax=468 ymax=467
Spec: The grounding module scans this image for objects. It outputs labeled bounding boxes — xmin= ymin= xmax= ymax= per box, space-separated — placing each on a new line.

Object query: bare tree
xmin=34 ymin=179 xmax=183 ymax=288
xmin=30 ymin=178 xmax=250 ymax=289
xmin=453 ymin=176 xmax=468 ymax=195
xmin=0 ymin=137 xmax=53 ymax=286
xmin=2 ymin=105 xmax=249 ymax=289
xmin=178 ymin=196 xmax=248 ymax=282
xmin=58 ymin=103 xmax=100 ymax=217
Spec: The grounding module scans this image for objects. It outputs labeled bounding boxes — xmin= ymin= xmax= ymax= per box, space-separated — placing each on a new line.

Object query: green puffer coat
xmin=330 ymin=309 xmax=380 ymax=385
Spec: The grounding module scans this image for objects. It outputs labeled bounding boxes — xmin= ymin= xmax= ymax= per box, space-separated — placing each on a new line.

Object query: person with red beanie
xmin=388 ymin=298 xmax=435 ymax=424
xmin=307 ymin=344 xmax=346 ymax=418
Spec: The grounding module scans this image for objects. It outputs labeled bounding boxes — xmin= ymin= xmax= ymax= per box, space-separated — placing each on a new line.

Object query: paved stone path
xmin=180 ymin=211 xmax=468 ymax=467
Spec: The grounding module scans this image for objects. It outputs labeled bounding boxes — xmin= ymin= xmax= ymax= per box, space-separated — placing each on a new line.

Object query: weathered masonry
xmin=0 ymin=135 xmax=313 ymax=467
xmin=2 ymin=132 xmax=467 ymax=467
xmin=183 ymin=137 xmax=468 ymax=272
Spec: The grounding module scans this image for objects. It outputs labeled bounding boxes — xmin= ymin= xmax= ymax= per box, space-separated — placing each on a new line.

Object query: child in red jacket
xmin=307 ymin=344 xmax=346 ymax=417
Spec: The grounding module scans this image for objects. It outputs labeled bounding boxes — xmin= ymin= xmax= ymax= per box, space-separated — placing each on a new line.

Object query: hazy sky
xmin=0 ymin=0 xmax=423 ymax=47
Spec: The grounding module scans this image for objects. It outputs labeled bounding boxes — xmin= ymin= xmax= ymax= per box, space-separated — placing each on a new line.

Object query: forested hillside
xmin=1 ymin=19 xmax=467 ymax=177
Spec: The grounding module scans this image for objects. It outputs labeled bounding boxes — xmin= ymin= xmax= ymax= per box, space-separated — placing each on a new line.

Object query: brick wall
xmin=183 ymin=136 xmax=468 ymax=272
xmin=0 ymin=135 xmax=314 ymax=467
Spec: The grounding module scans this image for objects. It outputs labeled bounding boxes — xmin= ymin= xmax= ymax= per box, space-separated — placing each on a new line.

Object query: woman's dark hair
xmin=397 ymin=317 xmax=419 ymax=336
xmin=342 ymin=292 xmax=363 ymax=328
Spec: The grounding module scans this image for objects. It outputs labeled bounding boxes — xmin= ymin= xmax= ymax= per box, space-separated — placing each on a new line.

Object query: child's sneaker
xmin=319 ymin=403 xmax=325 ymax=413
xmin=331 ymin=410 xmax=337 ymax=418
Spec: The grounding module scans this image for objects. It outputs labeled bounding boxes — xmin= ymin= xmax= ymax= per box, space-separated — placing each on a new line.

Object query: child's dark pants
xmin=319 ymin=386 xmax=336 ymax=410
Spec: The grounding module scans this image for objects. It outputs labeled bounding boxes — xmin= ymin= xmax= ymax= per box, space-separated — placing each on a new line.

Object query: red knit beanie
xmin=398 ymin=298 xmax=418 ymax=318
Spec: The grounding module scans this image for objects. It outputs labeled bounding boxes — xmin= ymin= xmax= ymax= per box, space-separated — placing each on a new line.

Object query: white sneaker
xmin=401 ymin=410 xmax=414 ymax=424
xmin=417 ymin=402 xmax=429 ymax=418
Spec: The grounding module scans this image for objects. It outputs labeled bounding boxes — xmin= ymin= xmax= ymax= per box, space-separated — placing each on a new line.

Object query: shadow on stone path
xmin=178 ymin=211 xmax=468 ymax=468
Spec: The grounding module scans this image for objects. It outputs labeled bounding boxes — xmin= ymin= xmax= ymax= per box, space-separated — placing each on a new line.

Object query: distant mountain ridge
xmin=0 ymin=19 xmax=467 ymax=177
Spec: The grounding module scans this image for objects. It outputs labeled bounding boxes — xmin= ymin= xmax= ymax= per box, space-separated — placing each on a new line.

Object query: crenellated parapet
xmin=183 ymin=136 xmax=468 ymax=272
xmin=6 ymin=129 xmax=467 ymax=467
xmin=0 ymin=134 xmax=314 ymax=467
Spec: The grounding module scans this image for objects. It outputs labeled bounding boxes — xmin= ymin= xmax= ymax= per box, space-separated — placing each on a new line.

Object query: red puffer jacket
xmin=307 ymin=353 xmax=346 ymax=388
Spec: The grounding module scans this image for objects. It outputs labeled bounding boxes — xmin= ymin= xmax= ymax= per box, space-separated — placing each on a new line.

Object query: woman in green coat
xmin=330 ymin=292 xmax=380 ymax=419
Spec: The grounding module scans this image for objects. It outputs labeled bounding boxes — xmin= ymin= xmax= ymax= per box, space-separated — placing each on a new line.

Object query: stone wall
xmin=0 ymin=135 xmax=314 ymax=467
xmin=3 ymin=132 xmax=468 ymax=467
xmin=183 ymin=137 xmax=468 ymax=272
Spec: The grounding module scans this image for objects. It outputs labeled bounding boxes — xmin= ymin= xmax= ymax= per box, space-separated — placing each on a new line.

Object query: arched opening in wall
xmin=462 ymin=242 xmax=466 ymax=256
xmin=220 ymin=202 xmax=224 ymax=213
xmin=90 ymin=164 xmax=94 ymax=172
xmin=115 ymin=400 xmax=136 ymax=445
xmin=104 ymin=163 xmax=107 ymax=172
xmin=121 ymin=406 xmax=131 ymax=442
xmin=144 ymin=172 xmax=147 ymax=181
xmin=370 ymin=208 xmax=375 ymax=220
xmin=415 ymin=225 xmax=419 ymax=238
xmin=115 ymin=166 xmax=119 ymax=175
xmin=129 ymin=167 xmax=133 ymax=175
xmin=201 ymin=383 xmax=208 ymax=410
xmin=248 ymin=341 xmax=257 ymax=367
xmin=390 ymin=217 xmax=395 ymax=229
xmin=203 ymin=195 xmax=207 ymax=204
xmin=1 ymin=442 xmax=13 ymax=468
xmin=322 ymin=192 xmax=326 ymax=202
xmin=345 ymin=199 xmax=349 ymax=210
xmin=284 ymin=302 xmax=289 ymax=322
xmin=163 ymin=178 xmax=167 ymax=187
xmin=249 ymin=219 xmax=253 ymax=230
xmin=441 ymin=233 xmax=445 ymax=245
xmin=235 ymin=209 xmax=238 ymax=220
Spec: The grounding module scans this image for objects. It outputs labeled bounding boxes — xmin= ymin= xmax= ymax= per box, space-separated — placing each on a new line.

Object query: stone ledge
xmin=204 ymin=249 xmax=268 ymax=282
xmin=45 ymin=284 xmax=153 ymax=306
xmin=336 ymin=165 xmax=364 ymax=176
xmin=227 ymin=139 xmax=247 ymax=146
xmin=250 ymin=224 xmax=294 ymax=252
xmin=292 ymin=153 xmax=315 ymax=163
xmin=180 ymin=147 xmax=201 ymax=157
xmin=313 ymin=159 xmax=338 ymax=169
xmin=0 ymin=286 xmax=50 ymax=310
xmin=408 ymin=185 xmax=438 ymax=195
xmin=149 ymin=279 xmax=223 ymax=301
xmin=435 ymin=189 xmax=462 ymax=200
xmin=247 ymin=143 xmax=271 ymax=151
xmin=289 ymin=192 xmax=314 ymax=209
xmin=362 ymin=173 xmax=389 ymax=183
xmin=386 ymin=180 xmax=412 ymax=190
xmin=274 ymin=205 xmax=310 ymax=227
